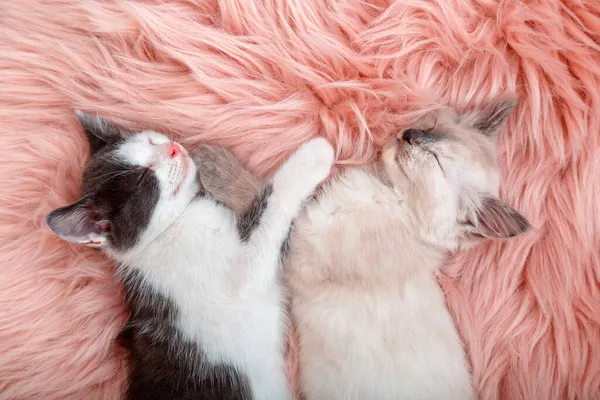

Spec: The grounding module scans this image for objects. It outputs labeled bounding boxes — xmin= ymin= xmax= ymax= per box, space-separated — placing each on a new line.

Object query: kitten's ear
xmin=467 ymin=197 xmax=530 ymax=239
xmin=75 ymin=111 xmax=126 ymax=155
xmin=46 ymin=198 xmax=109 ymax=248
xmin=470 ymin=100 xmax=516 ymax=137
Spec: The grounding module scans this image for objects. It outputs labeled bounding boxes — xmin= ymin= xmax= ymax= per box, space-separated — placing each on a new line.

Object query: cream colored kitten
xmin=285 ymin=102 xmax=529 ymax=400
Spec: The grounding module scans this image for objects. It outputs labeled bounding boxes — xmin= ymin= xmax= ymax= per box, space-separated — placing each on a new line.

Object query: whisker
xmin=91 ymin=168 xmax=136 ymax=182
xmin=92 ymin=169 xmax=137 ymax=192
xmin=136 ymin=168 xmax=150 ymax=187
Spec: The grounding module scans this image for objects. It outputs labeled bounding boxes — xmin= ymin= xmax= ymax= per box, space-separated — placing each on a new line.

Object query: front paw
xmin=295 ymin=137 xmax=335 ymax=178
xmin=274 ymin=137 xmax=334 ymax=198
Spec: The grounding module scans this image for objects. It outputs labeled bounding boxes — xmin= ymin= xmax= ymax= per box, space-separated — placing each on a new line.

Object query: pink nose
xmin=168 ymin=142 xmax=181 ymax=158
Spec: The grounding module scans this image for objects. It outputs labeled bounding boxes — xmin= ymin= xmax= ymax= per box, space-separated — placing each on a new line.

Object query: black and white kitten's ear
xmin=46 ymin=198 xmax=110 ymax=248
xmin=467 ymin=196 xmax=530 ymax=239
xmin=469 ymin=100 xmax=517 ymax=138
xmin=75 ymin=111 xmax=126 ymax=155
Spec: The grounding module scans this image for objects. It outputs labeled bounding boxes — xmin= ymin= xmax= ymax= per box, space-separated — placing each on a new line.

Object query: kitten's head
xmin=46 ymin=112 xmax=198 ymax=255
xmin=380 ymin=100 xmax=529 ymax=249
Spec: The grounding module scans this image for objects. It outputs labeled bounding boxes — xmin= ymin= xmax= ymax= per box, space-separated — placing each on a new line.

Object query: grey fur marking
xmin=237 ymin=183 xmax=274 ymax=242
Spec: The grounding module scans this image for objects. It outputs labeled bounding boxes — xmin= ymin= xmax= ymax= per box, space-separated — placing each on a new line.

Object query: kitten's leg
xmin=191 ymin=145 xmax=264 ymax=214
xmin=235 ymin=138 xmax=332 ymax=400
xmin=236 ymin=137 xmax=334 ymax=292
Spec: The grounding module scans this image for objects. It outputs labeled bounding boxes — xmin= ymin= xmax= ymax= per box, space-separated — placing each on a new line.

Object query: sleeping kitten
xmin=46 ymin=112 xmax=334 ymax=400
xmin=284 ymin=102 xmax=529 ymax=400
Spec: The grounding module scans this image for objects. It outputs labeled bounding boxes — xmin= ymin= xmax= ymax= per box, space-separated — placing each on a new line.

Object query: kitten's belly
xmin=293 ymin=280 xmax=473 ymax=400
xmin=139 ymin=203 xmax=290 ymax=399
xmin=159 ymin=258 xmax=289 ymax=400
xmin=192 ymin=285 xmax=286 ymax=360
xmin=187 ymin=272 xmax=289 ymax=400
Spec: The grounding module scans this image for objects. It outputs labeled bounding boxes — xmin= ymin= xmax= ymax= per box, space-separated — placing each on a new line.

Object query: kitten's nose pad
xmin=168 ymin=142 xmax=181 ymax=158
xmin=401 ymin=129 xmax=428 ymax=145
xmin=161 ymin=142 xmax=181 ymax=158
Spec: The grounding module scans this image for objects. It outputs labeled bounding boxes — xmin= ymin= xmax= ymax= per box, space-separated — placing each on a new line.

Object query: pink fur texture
xmin=0 ymin=0 xmax=599 ymax=398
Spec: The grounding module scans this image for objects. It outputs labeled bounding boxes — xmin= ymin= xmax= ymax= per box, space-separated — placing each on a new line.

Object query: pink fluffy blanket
xmin=1 ymin=0 xmax=599 ymax=399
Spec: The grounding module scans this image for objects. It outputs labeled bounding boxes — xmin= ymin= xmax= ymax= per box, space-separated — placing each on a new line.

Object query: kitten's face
xmin=380 ymin=102 xmax=529 ymax=248
xmin=46 ymin=113 xmax=198 ymax=254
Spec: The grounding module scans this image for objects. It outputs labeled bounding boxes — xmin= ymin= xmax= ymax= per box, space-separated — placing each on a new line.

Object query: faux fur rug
xmin=1 ymin=0 xmax=599 ymax=398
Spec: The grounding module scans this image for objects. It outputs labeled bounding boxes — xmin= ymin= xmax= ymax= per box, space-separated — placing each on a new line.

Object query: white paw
xmin=290 ymin=137 xmax=335 ymax=181
xmin=274 ymin=137 xmax=334 ymax=199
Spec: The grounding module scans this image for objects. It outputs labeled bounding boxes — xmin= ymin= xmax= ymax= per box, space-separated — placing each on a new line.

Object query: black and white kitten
xmin=46 ymin=112 xmax=334 ymax=400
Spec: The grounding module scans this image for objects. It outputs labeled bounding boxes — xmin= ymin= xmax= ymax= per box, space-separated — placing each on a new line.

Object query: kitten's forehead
xmin=115 ymin=130 xmax=171 ymax=167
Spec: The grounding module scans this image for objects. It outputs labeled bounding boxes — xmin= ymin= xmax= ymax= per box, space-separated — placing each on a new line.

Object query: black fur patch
xmin=120 ymin=270 xmax=252 ymax=400
xmin=236 ymin=184 xmax=273 ymax=242
xmin=81 ymin=146 xmax=160 ymax=250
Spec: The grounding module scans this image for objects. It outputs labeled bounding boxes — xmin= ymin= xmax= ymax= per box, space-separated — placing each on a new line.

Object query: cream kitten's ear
xmin=470 ymin=100 xmax=516 ymax=137
xmin=467 ymin=197 xmax=530 ymax=239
